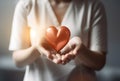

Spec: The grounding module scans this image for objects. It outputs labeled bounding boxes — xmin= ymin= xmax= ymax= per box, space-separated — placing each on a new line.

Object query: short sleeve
xmin=9 ymin=1 xmax=31 ymax=51
xmin=89 ymin=1 xmax=107 ymax=53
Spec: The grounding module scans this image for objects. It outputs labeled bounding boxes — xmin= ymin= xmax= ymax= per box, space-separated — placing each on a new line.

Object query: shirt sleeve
xmin=89 ymin=1 xmax=107 ymax=53
xmin=9 ymin=1 xmax=31 ymax=51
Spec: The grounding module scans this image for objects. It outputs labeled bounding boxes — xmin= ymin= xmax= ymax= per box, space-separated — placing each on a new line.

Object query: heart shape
xmin=45 ymin=26 xmax=70 ymax=52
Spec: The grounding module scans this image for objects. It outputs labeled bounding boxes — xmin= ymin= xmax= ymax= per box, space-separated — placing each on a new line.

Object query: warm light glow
xmin=30 ymin=25 xmax=47 ymax=44
xmin=30 ymin=29 xmax=36 ymax=39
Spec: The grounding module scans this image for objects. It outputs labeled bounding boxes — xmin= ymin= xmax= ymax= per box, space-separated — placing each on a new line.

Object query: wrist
xmin=30 ymin=45 xmax=42 ymax=57
xmin=30 ymin=45 xmax=38 ymax=52
xmin=78 ymin=43 xmax=89 ymax=56
xmin=79 ymin=43 xmax=86 ymax=53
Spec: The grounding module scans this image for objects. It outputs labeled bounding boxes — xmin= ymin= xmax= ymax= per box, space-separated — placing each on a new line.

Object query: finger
xmin=60 ymin=43 xmax=72 ymax=54
xmin=61 ymin=54 xmax=73 ymax=64
xmin=56 ymin=54 xmax=61 ymax=59
xmin=62 ymin=57 xmax=71 ymax=64
xmin=69 ymin=53 xmax=76 ymax=59
xmin=55 ymin=54 xmax=62 ymax=64
xmin=52 ymin=58 xmax=62 ymax=64
xmin=51 ymin=54 xmax=62 ymax=64
xmin=72 ymin=46 xmax=80 ymax=55
xmin=61 ymin=56 xmax=71 ymax=65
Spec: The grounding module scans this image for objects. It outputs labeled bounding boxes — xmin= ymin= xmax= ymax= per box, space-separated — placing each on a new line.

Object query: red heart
xmin=45 ymin=26 xmax=70 ymax=52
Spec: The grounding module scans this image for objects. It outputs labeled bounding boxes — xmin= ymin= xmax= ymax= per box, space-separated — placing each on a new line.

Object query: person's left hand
xmin=60 ymin=36 xmax=83 ymax=64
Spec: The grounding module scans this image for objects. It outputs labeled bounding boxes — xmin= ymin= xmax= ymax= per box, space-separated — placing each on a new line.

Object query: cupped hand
xmin=37 ymin=41 xmax=63 ymax=64
xmin=60 ymin=36 xmax=83 ymax=64
xmin=30 ymin=28 xmax=62 ymax=64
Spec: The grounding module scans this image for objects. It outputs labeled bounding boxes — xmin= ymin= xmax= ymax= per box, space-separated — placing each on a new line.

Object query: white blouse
xmin=9 ymin=0 xmax=107 ymax=81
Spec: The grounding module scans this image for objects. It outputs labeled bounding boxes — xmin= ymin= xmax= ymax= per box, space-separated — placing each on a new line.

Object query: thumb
xmin=60 ymin=43 xmax=72 ymax=54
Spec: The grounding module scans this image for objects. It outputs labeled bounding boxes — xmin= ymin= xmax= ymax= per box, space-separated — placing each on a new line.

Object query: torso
xmin=25 ymin=0 xmax=103 ymax=81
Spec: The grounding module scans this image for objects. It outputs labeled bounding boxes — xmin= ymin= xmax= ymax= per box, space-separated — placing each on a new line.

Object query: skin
xmin=49 ymin=0 xmax=72 ymax=24
xmin=13 ymin=0 xmax=106 ymax=70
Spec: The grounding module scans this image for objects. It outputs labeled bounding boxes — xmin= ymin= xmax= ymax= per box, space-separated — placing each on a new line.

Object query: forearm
xmin=76 ymin=44 xmax=106 ymax=70
xmin=13 ymin=46 xmax=40 ymax=67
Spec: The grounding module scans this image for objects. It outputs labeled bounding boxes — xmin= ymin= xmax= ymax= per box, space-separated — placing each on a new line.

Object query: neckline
xmin=46 ymin=0 xmax=73 ymax=26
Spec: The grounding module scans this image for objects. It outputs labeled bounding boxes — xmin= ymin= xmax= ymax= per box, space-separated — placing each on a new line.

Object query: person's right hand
xmin=37 ymin=43 xmax=62 ymax=64
xmin=30 ymin=28 xmax=62 ymax=64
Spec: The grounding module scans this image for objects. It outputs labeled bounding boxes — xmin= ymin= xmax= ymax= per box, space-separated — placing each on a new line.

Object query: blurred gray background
xmin=0 ymin=0 xmax=120 ymax=81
